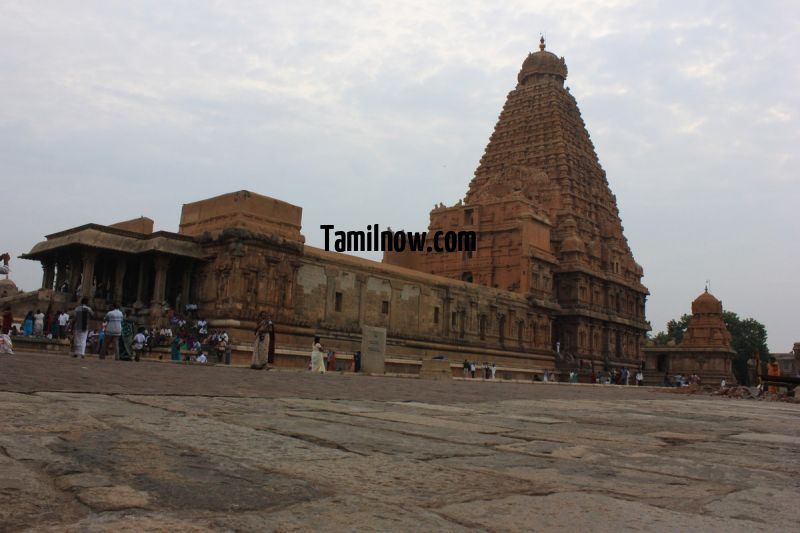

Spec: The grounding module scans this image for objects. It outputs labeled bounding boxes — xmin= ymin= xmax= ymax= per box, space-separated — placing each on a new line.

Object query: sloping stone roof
xmin=21 ymin=224 xmax=204 ymax=259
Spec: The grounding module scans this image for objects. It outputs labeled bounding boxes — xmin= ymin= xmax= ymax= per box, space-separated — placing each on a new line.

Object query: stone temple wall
xmin=190 ymin=224 xmax=558 ymax=371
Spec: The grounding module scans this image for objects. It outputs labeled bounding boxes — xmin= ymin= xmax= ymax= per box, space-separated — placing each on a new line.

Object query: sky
xmin=1 ymin=1 xmax=797 ymax=351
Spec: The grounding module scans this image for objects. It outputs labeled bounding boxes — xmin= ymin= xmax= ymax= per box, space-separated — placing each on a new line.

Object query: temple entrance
xmin=657 ymin=353 xmax=670 ymax=373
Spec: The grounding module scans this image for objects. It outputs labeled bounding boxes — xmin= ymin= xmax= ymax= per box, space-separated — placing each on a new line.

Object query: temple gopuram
xmin=386 ymin=37 xmax=649 ymax=369
xmin=6 ymin=40 xmax=651 ymax=377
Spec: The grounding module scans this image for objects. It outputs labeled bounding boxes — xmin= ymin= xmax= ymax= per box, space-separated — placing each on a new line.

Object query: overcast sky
xmin=1 ymin=1 xmax=797 ymax=351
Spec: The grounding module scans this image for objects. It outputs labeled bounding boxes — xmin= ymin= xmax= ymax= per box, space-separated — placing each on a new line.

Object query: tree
xmin=722 ymin=311 xmax=769 ymax=384
xmin=651 ymin=314 xmax=691 ymax=345
xmin=652 ymin=310 xmax=769 ymax=384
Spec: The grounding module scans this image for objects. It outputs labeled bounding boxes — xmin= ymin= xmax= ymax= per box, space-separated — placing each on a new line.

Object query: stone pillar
xmin=41 ymin=260 xmax=56 ymax=290
xmin=55 ymin=260 xmax=67 ymax=291
xmin=180 ymin=264 xmax=192 ymax=311
xmin=113 ymin=258 xmax=128 ymax=305
xmin=151 ymin=255 xmax=170 ymax=307
xmin=68 ymin=255 xmax=81 ymax=294
xmin=135 ymin=257 xmax=147 ymax=307
xmin=79 ymin=249 xmax=97 ymax=299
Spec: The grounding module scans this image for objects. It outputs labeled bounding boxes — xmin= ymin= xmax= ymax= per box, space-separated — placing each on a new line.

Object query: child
xmin=132 ymin=327 xmax=146 ymax=362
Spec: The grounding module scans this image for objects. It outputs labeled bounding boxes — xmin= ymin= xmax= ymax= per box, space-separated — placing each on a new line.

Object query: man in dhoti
xmin=72 ymin=298 xmax=94 ymax=358
xmin=311 ymin=340 xmax=326 ymax=374
xmin=251 ymin=312 xmax=270 ymax=370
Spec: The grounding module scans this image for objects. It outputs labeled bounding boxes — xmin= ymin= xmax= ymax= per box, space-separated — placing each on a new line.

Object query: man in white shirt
xmin=196 ymin=352 xmax=208 ymax=364
xmin=102 ymin=303 xmax=124 ymax=360
xmin=57 ymin=311 xmax=69 ymax=339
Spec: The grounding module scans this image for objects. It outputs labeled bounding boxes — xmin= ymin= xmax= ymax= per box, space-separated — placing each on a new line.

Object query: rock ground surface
xmin=0 ymin=352 xmax=798 ymax=532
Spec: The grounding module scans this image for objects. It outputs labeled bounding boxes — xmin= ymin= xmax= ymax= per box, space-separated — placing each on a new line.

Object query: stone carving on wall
xmin=468 ymin=165 xmax=551 ymax=206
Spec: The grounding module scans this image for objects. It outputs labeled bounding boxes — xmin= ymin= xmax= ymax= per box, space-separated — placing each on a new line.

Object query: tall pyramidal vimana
xmin=386 ymin=38 xmax=649 ymax=366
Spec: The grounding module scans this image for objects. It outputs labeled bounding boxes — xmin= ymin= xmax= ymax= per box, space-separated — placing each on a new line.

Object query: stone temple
xmin=6 ymin=40 xmax=649 ymax=377
xmin=644 ymin=289 xmax=736 ymax=384
xmin=386 ymin=37 xmax=649 ymax=368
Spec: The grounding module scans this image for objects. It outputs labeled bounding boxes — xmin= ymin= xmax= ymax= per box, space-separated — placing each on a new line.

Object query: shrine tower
xmin=386 ymin=38 xmax=649 ymax=366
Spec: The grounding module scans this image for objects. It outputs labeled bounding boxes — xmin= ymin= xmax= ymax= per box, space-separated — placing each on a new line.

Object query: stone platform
xmin=1 ymin=351 xmax=798 ymax=532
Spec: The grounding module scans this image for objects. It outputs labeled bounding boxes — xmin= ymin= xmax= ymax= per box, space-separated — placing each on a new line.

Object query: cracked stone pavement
xmin=1 ymin=352 xmax=798 ymax=532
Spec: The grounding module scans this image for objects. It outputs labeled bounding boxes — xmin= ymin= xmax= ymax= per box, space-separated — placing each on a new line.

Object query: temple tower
xmin=385 ymin=39 xmax=649 ymax=366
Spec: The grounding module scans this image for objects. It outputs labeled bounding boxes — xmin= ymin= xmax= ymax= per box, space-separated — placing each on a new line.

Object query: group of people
xmin=663 ymin=372 xmax=702 ymax=387
xmin=2 ymin=306 xmax=71 ymax=339
xmin=590 ymin=366 xmax=643 ymax=386
xmin=307 ymin=337 xmax=362 ymax=373
xmin=462 ymin=360 xmax=498 ymax=379
xmin=2 ymin=299 xmax=239 ymax=365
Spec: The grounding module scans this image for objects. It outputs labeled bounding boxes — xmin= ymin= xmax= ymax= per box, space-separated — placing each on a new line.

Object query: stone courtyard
xmin=1 ymin=352 xmax=798 ymax=532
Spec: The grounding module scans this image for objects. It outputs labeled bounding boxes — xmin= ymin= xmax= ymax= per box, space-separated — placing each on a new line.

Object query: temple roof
xmin=517 ymin=37 xmax=568 ymax=84
xmin=691 ymin=289 xmax=723 ymax=315
xmin=20 ymin=224 xmax=205 ymax=260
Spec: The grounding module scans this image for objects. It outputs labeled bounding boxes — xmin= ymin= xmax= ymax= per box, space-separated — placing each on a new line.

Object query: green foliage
xmin=722 ymin=311 xmax=769 ymax=383
xmin=651 ymin=314 xmax=691 ymax=345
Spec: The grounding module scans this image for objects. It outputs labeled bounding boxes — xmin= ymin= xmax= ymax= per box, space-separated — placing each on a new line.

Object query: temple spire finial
xmin=539 ymin=35 xmax=546 ymax=51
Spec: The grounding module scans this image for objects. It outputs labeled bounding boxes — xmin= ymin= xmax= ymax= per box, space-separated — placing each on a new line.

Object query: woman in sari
xmin=310 ymin=337 xmax=326 ymax=374
xmin=22 ymin=311 xmax=34 ymax=336
xmin=250 ymin=312 xmax=270 ymax=370
xmin=170 ymin=335 xmax=182 ymax=361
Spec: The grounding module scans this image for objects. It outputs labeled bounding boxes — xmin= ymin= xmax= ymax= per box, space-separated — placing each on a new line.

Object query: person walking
xmin=72 ymin=298 xmax=94 ymax=358
xmin=353 ymin=350 xmax=362 ymax=373
xmin=310 ymin=338 xmax=326 ymax=373
xmin=102 ymin=303 xmax=124 ymax=360
xmin=250 ymin=311 xmax=270 ymax=370
xmin=635 ymin=370 xmax=644 ymax=386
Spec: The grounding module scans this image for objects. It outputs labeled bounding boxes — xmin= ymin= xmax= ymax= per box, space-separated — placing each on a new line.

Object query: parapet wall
xmin=179 ymin=190 xmax=304 ymax=242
